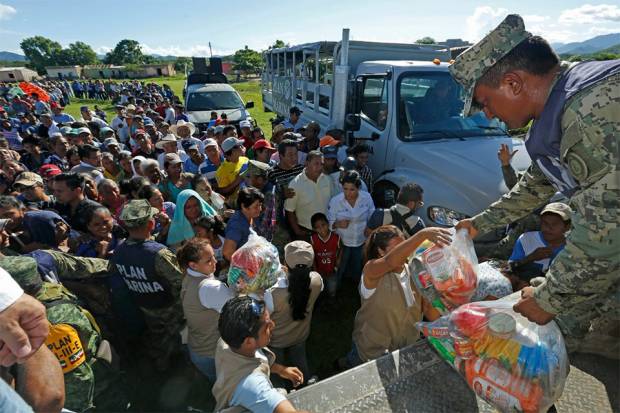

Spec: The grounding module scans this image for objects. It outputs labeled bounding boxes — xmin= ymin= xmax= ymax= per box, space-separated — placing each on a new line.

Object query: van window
xmin=361 ymin=77 xmax=388 ymax=130
xmin=397 ymin=72 xmax=506 ymax=140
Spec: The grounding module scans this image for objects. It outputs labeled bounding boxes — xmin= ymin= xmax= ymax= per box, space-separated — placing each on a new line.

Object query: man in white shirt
xmin=164 ymin=101 xmax=176 ymax=125
xmin=80 ymin=105 xmax=108 ymax=129
xmin=172 ymin=120 xmax=204 ymax=153
xmin=111 ymin=105 xmax=126 ymax=131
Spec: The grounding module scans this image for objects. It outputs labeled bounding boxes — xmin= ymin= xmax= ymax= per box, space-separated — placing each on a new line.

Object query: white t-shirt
xmin=359 ymin=266 xmax=416 ymax=307
xmin=186 ymin=268 xmax=233 ymax=313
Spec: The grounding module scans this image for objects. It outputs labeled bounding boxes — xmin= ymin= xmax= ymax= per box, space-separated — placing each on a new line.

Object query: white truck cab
xmin=261 ymin=29 xmax=530 ymax=230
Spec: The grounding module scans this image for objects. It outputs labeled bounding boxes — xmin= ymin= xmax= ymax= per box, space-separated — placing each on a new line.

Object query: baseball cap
xmin=49 ymin=132 xmax=63 ymax=139
xmin=239 ymin=120 xmax=252 ymax=129
xmin=203 ymin=138 xmax=218 ymax=148
xmin=449 ymin=14 xmax=532 ymax=116
xmin=155 ymin=134 xmax=177 ymax=149
xmin=319 ymin=135 xmax=339 ymax=147
xmin=80 ymin=105 xmax=90 ymax=112
xmin=321 ymin=145 xmax=338 ymax=159
xmin=39 ymin=164 xmax=62 ymax=178
xmin=126 ymin=104 xmax=137 ymax=111
xmin=60 ymin=126 xmax=72 ymax=135
xmin=103 ymin=138 xmax=120 ymax=148
xmin=77 ymin=127 xmax=91 ymax=135
xmin=272 ymin=124 xmax=286 ymax=135
xmin=164 ymin=153 xmax=183 ymax=165
xmin=14 ymin=172 xmax=43 ymax=187
xmin=283 ymin=132 xmax=303 ymax=142
xmin=120 ymin=199 xmax=159 ymax=228
xmin=284 ymin=241 xmax=314 ymax=268
xmin=246 ymin=160 xmax=270 ymax=177
xmin=252 ymin=139 xmax=275 ymax=151
xmin=214 ymin=125 xmax=225 ymax=134
xmin=540 ymin=202 xmax=572 ymax=221
xmin=221 ymin=137 xmax=244 ymax=153
xmin=99 ymin=127 xmax=114 ymax=138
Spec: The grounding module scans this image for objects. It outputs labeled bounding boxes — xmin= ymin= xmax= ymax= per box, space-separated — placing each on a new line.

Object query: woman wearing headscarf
xmin=166 ymin=189 xmax=216 ymax=249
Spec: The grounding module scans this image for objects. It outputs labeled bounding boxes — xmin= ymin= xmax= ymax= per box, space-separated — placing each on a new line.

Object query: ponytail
xmin=288 ymin=265 xmax=312 ymax=320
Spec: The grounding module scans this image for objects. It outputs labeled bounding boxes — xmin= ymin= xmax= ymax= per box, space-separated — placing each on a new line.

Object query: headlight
xmin=427 ymin=206 xmax=469 ymax=226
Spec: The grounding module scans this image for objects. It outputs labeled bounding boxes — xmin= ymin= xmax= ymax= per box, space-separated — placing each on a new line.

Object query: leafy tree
xmin=104 ymin=39 xmax=145 ymax=65
xmin=20 ymin=36 xmax=62 ymax=74
xmin=174 ymin=56 xmax=193 ymax=72
xmin=270 ymin=40 xmax=288 ymax=49
xmin=232 ymin=46 xmax=263 ymax=76
xmin=416 ymin=36 xmax=436 ymax=44
xmin=56 ymin=41 xmax=98 ymax=66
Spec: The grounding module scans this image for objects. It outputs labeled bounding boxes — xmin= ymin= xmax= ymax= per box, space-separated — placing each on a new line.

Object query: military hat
xmin=119 ymin=199 xmax=159 ymax=228
xmin=0 ymin=256 xmax=42 ymax=294
xmin=245 ymin=160 xmax=270 ymax=177
xmin=449 ymin=14 xmax=531 ymax=116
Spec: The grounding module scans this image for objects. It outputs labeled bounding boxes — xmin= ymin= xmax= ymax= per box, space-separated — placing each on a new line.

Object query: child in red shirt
xmin=310 ymin=213 xmax=341 ymax=298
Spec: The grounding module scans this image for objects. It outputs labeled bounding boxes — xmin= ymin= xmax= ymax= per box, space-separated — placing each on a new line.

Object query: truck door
xmin=354 ymin=75 xmax=391 ymax=176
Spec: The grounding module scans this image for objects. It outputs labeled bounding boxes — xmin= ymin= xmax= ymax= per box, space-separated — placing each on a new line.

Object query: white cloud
xmin=0 ymin=3 xmax=16 ymax=20
xmin=522 ymin=15 xmax=549 ymax=24
xmin=559 ymin=4 xmax=620 ymax=24
xmin=464 ymin=6 xmax=508 ymax=42
xmin=139 ymin=43 xmax=236 ymax=57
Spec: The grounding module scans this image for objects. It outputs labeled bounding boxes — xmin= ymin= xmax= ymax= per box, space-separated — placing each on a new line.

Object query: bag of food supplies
xmin=409 ymin=229 xmax=478 ymax=314
xmin=417 ymin=298 xmax=569 ymax=413
xmin=227 ymin=231 xmax=284 ymax=295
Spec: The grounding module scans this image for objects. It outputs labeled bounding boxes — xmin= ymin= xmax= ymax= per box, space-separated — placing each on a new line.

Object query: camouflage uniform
xmin=0 ymin=256 xmax=128 ymax=412
xmin=113 ymin=200 xmax=185 ymax=370
xmin=450 ymin=15 xmax=620 ymax=354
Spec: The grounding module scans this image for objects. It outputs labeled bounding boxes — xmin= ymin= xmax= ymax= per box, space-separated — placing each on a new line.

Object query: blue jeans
xmin=345 ymin=342 xmax=363 ymax=369
xmin=270 ymin=341 xmax=310 ymax=385
xmin=189 ymin=348 xmax=216 ymax=383
xmin=337 ymin=245 xmax=364 ymax=286
xmin=0 ymin=379 xmax=33 ymax=412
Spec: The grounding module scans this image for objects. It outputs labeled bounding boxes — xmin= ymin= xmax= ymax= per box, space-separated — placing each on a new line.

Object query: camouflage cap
xmin=449 ymin=14 xmax=531 ymax=115
xmin=0 ymin=256 xmax=42 ymax=293
xmin=119 ymin=199 xmax=159 ymax=228
xmin=245 ymin=160 xmax=270 ymax=177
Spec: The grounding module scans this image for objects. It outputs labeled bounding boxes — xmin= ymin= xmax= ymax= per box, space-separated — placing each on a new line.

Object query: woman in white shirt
xmin=177 ymin=238 xmax=233 ymax=382
xmin=327 ymin=170 xmax=375 ymax=286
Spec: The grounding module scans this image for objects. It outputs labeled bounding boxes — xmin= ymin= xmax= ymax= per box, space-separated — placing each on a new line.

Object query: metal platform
xmin=288 ymin=340 xmax=619 ymax=413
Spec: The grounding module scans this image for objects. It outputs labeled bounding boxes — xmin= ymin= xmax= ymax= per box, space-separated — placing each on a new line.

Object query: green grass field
xmin=64 ymin=76 xmax=274 ymax=135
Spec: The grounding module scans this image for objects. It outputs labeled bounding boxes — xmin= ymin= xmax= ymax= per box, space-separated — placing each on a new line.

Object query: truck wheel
xmin=373 ymin=182 xmax=399 ymax=209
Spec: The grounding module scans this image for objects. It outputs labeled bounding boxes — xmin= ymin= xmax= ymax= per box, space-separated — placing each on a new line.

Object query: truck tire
xmin=372 ymin=181 xmax=399 ymax=209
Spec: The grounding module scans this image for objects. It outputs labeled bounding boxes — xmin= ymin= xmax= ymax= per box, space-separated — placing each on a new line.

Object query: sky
xmin=0 ymin=0 xmax=619 ymax=56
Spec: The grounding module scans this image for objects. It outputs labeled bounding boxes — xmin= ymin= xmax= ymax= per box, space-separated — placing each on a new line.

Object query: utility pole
xmin=209 ymin=42 xmax=213 ymax=58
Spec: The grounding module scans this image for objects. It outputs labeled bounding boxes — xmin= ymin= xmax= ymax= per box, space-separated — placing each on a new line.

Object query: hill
xmin=554 ymin=33 xmax=620 ymax=55
xmin=0 ymin=51 xmax=26 ymax=61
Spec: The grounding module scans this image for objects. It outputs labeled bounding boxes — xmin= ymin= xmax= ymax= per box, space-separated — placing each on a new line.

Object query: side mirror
xmin=345 ymin=114 xmax=361 ymax=132
xmin=245 ymin=101 xmax=255 ymax=109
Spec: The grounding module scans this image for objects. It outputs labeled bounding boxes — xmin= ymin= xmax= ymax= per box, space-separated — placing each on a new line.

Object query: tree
xmin=174 ymin=56 xmax=193 ymax=73
xmin=416 ymin=37 xmax=436 ymax=45
xmin=232 ymin=46 xmax=263 ymax=77
xmin=57 ymin=41 xmax=98 ymax=66
xmin=20 ymin=36 xmax=63 ymax=74
xmin=269 ymin=40 xmax=288 ymax=50
xmin=104 ymin=39 xmax=145 ymax=65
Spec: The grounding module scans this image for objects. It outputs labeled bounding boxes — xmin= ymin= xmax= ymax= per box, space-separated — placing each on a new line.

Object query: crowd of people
xmin=0 ymin=19 xmax=614 ymax=410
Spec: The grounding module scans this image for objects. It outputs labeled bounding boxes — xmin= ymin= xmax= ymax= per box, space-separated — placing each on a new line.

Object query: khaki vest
xmin=181 ymin=275 xmax=221 ymax=357
xmin=352 ymin=267 xmax=423 ymax=362
xmin=212 ymin=338 xmax=276 ymax=412
xmin=269 ymin=272 xmax=323 ymax=349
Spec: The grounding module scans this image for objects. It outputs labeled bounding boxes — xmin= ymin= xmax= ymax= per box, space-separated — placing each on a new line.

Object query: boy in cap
xmin=509 ymin=202 xmax=572 ymax=279
xmin=198 ymin=138 xmax=223 ymax=187
xmin=215 ymin=137 xmax=249 ymax=204
xmin=282 ymin=106 xmax=303 ymax=132
xmin=111 ymin=199 xmax=185 ymax=370
xmin=451 ymin=14 xmax=619 ymax=354
xmin=246 ymin=160 xmax=276 ymax=241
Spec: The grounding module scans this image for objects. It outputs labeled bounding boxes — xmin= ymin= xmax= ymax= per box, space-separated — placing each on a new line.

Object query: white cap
xmin=239 ymin=120 xmax=252 ymax=129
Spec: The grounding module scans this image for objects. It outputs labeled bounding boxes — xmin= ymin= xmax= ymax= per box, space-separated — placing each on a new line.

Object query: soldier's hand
xmin=529 ymin=247 xmax=553 ymax=261
xmin=0 ymin=294 xmax=49 ymax=367
xmin=498 ymin=144 xmax=518 ymax=166
xmin=513 ymin=286 xmax=555 ymax=325
xmin=455 ymin=219 xmax=478 ymax=239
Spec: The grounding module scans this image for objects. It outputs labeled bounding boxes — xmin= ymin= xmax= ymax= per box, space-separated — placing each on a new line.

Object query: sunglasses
xmin=247 ymin=298 xmax=266 ymax=337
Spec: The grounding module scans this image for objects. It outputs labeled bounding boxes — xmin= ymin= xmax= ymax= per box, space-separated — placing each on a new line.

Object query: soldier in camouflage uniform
xmin=0 ymin=256 xmax=128 ymax=412
xmin=112 ymin=199 xmax=185 ymax=371
xmin=451 ymin=14 xmax=619 ymax=357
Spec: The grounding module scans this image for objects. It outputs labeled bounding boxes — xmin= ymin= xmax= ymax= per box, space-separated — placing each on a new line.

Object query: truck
xmin=261 ymin=29 xmax=531 ymax=230
xmin=184 ymin=58 xmax=254 ymax=132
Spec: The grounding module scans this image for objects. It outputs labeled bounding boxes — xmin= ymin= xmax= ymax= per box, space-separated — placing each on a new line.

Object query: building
xmin=132 ymin=63 xmax=176 ymax=78
xmin=82 ymin=64 xmax=127 ymax=79
xmin=0 ymin=67 xmax=39 ymax=82
xmin=45 ymin=65 xmax=82 ymax=79
xmin=439 ymin=39 xmax=472 ymax=48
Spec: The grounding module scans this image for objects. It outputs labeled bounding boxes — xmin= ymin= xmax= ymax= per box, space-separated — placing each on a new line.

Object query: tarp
xmin=19 ymin=82 xmax=50 ymax=101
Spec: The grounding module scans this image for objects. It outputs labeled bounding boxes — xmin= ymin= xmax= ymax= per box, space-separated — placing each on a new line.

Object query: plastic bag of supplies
xmin=417 ymin=298 xmax=569 ymax=413
xmin=227 ymin=231 xmax=283 ymax=295
xmin=410 ymin=229 xmax=478 ymax=315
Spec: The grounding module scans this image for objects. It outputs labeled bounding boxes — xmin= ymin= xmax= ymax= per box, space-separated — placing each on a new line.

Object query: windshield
xmin=186 ymin=90 xmax=244 ymax=111
xmin=398 ymin=72 xmax=507 ymax=141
